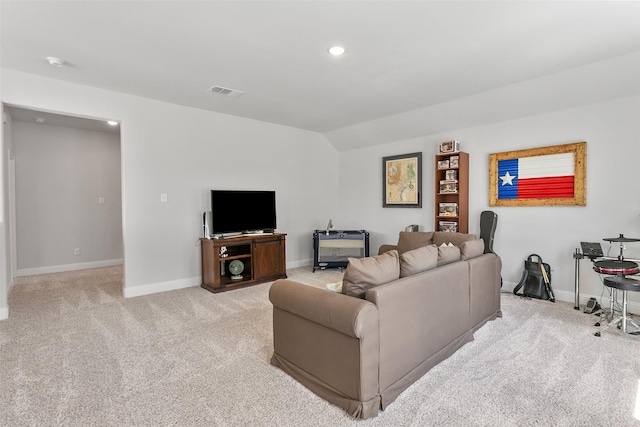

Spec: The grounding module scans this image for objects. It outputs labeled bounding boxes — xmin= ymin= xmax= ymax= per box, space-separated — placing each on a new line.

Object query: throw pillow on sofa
xmin=399 ymin=244 xmax=438 ymax=277
xmin=342 ymin=250 xmax=400 ymax=298
xmin=437 ymin=245 xmax=461 ymax=266
xmin=396 ymin=231 xmax=434 ymax=254
xmin=459 ymin=238 xmax=485 ymax=260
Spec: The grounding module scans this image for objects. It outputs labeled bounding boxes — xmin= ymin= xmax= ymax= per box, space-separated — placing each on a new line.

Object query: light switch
xmin=99 ymin=197 xmax=105 ymax=204
xmin=160 ymin=193 xmax=168 ymax=203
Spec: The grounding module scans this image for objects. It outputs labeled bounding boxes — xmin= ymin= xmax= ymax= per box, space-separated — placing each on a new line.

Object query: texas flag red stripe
xmin=517 ymin=176 xmax=575 ymax=198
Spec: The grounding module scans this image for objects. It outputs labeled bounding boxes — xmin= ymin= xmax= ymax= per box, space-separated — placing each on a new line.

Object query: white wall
xmin=1 ymin=69 xmax=339 ymax=299
xmin=2 ymin=66 xmax=638 ymax=313
xmin=12 ymin=120 xmax=122 ymax=273
xmin=339 ymin=95 xmax=640 ymax=306
xmin=0 ymin=103 xmax=11 ymax=320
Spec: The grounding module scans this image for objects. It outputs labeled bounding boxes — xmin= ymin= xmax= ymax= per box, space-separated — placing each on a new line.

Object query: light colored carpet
xmin=1 ymin=266 xmax=639 ymax=426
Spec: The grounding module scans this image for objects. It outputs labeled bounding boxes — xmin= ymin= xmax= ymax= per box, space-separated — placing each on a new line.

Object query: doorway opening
xmin=4 ymin=106 xmax=123 ymax=284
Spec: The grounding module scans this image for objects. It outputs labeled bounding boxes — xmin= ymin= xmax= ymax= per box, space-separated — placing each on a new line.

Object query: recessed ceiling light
xmin=107 ymin=120 xmax=118 ymax=126
xmin=328 ymin=46 xmax=346 ymax=56
xmin=46 ymin=56 xmax=66 ymax=67
xmin=35 ymin=117 xmax=45 ymax=124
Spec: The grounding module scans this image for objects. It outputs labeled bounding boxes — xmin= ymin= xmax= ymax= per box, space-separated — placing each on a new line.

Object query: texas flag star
xmin=500 ymin=171 xmax=515 ymax=186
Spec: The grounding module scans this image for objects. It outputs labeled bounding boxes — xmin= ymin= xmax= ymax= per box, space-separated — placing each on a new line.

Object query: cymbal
xmin=603 ymin=234 xmax=640 ymax=243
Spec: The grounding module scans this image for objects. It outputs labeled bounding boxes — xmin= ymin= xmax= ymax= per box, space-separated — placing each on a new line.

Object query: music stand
xmin=573 ymin=242 xmax=604 ymax=310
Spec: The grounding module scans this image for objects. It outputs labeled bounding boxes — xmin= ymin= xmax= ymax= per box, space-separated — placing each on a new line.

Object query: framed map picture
xmin=383 ymin=152 xmax=422 ymax=208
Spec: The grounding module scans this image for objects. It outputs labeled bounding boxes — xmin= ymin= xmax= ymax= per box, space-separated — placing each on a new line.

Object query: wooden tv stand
xmin=200 ymin=233 xmax=287 ymax=293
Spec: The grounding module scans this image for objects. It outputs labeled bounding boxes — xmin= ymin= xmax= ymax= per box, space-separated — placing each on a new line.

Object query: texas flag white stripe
xmin=518 ymin=153 xmax=574 ymax=179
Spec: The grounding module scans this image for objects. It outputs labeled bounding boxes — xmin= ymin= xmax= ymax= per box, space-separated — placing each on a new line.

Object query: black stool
xmin=594 ymin=276 xmax=640 ymax=336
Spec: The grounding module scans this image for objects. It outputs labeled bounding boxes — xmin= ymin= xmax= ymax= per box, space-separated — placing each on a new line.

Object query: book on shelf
xmin=439 ymin=202 xmax=458 ymax=217
xmin=439 ymin=180 xmax=458 ymax=193
xmin=439 ymin=221 xmax=458 ymax=232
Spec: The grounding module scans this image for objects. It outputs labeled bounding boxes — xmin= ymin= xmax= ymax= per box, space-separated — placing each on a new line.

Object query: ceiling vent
xmin=207 ymin=85 xmax=245 ymax=98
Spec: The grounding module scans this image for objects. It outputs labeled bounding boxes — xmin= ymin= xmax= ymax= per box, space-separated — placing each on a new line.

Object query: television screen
xmin=211 ymin=190 xmax=276 ymax=235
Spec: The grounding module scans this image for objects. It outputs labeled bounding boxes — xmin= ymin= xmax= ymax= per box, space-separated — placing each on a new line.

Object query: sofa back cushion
xmin=342 ymin=250 xmax=400 ymax=298
xmin=399 ymin=244 xmax=438 ymax=277
xmin=432 ymin=232 xmax=478 ymax=247
xmin=396 ymin=231 xmax=434 ymax=254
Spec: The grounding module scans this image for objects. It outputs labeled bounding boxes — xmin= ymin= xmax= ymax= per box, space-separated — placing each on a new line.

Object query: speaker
xmin=202 ymin=211 xmax=212 ymax=239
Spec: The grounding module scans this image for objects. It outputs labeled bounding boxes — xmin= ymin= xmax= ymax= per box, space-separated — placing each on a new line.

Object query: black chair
xmin=595 ymin=276 xmax=640 ymax=336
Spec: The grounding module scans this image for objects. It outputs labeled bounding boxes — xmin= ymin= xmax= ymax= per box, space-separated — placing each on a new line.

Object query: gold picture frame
xmin=489 ymin=142 xmax=586 ymax=207
xmin=383 ymin=152 xmax=422 ymax=208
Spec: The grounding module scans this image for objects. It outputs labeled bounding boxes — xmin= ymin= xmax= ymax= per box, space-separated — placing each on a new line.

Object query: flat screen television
xmin=210 ymin=190 xmax=276 ymax=235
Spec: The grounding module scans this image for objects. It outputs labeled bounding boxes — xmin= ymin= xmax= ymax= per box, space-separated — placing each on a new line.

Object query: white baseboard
xmin=287 ymin=258 xmax=312 ymax=269
xmin=123 ymin=259 xmax=314 ymax=299
xmin=0 ymin=306 xmax=8 ymax=321
xmin=123 ymin=276 xmax=201 ymax=299
xmin=16 ymin=259 xmax=124 ymax=277
xmin=502 ymin=280 xmax=640 ymax=315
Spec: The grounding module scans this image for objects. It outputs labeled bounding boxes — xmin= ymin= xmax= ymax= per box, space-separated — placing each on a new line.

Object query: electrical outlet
xmin=74 ymin=248 xmax=81 ymax=256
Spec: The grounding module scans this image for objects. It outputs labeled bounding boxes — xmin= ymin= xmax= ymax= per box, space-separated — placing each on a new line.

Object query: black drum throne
xmin=595 ymin=276 xmax=640 ymax=336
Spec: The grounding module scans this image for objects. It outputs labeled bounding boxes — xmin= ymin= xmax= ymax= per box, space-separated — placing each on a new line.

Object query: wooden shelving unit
xmin=434 ymin=151 xmax=469 ymax=233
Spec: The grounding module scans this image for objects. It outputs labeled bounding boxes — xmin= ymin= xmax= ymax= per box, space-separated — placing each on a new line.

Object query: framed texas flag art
xmin=489 ymin=142 xmax=586 ymax=207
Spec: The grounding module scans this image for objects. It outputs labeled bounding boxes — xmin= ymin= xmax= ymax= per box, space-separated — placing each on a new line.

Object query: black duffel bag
xmin=513 ymin=254 xmax=555 ymax=302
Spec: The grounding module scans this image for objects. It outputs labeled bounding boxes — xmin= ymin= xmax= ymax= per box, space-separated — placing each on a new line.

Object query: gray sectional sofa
xmin=269 ymin=231 xmax=502 ymax=419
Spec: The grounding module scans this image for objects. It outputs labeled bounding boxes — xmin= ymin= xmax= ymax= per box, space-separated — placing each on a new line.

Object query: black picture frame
xmin=382 ymin=152 xmax=422 ymax=208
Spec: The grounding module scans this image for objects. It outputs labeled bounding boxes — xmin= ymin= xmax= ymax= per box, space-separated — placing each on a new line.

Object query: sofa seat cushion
xmin=399 ymin=244 xmax=438 ymax=277
xmin=396 ymin=231 xmax=434 ymax=254
xmin=342 ymin=250 xmax=400 ymax=298
xmin=432 ymin=231 xmax=478 ymax=247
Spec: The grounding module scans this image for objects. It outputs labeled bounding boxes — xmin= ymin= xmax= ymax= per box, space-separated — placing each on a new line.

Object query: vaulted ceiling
xmin=2 ymin=1 xmax=640 ymax=150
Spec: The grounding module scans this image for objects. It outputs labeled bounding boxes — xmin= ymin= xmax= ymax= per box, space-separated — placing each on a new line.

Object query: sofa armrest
xmin=378 ymin=244 xmax=397 ymax=255
xmin=269 ymin=279 xmax=381 ymax=419
xmin=269 ymin=279 xmax=377 ymax=338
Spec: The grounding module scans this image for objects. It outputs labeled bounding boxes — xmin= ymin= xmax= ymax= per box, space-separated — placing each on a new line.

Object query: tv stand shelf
xmin=200 ymin=233 xmax=287 ymax=293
